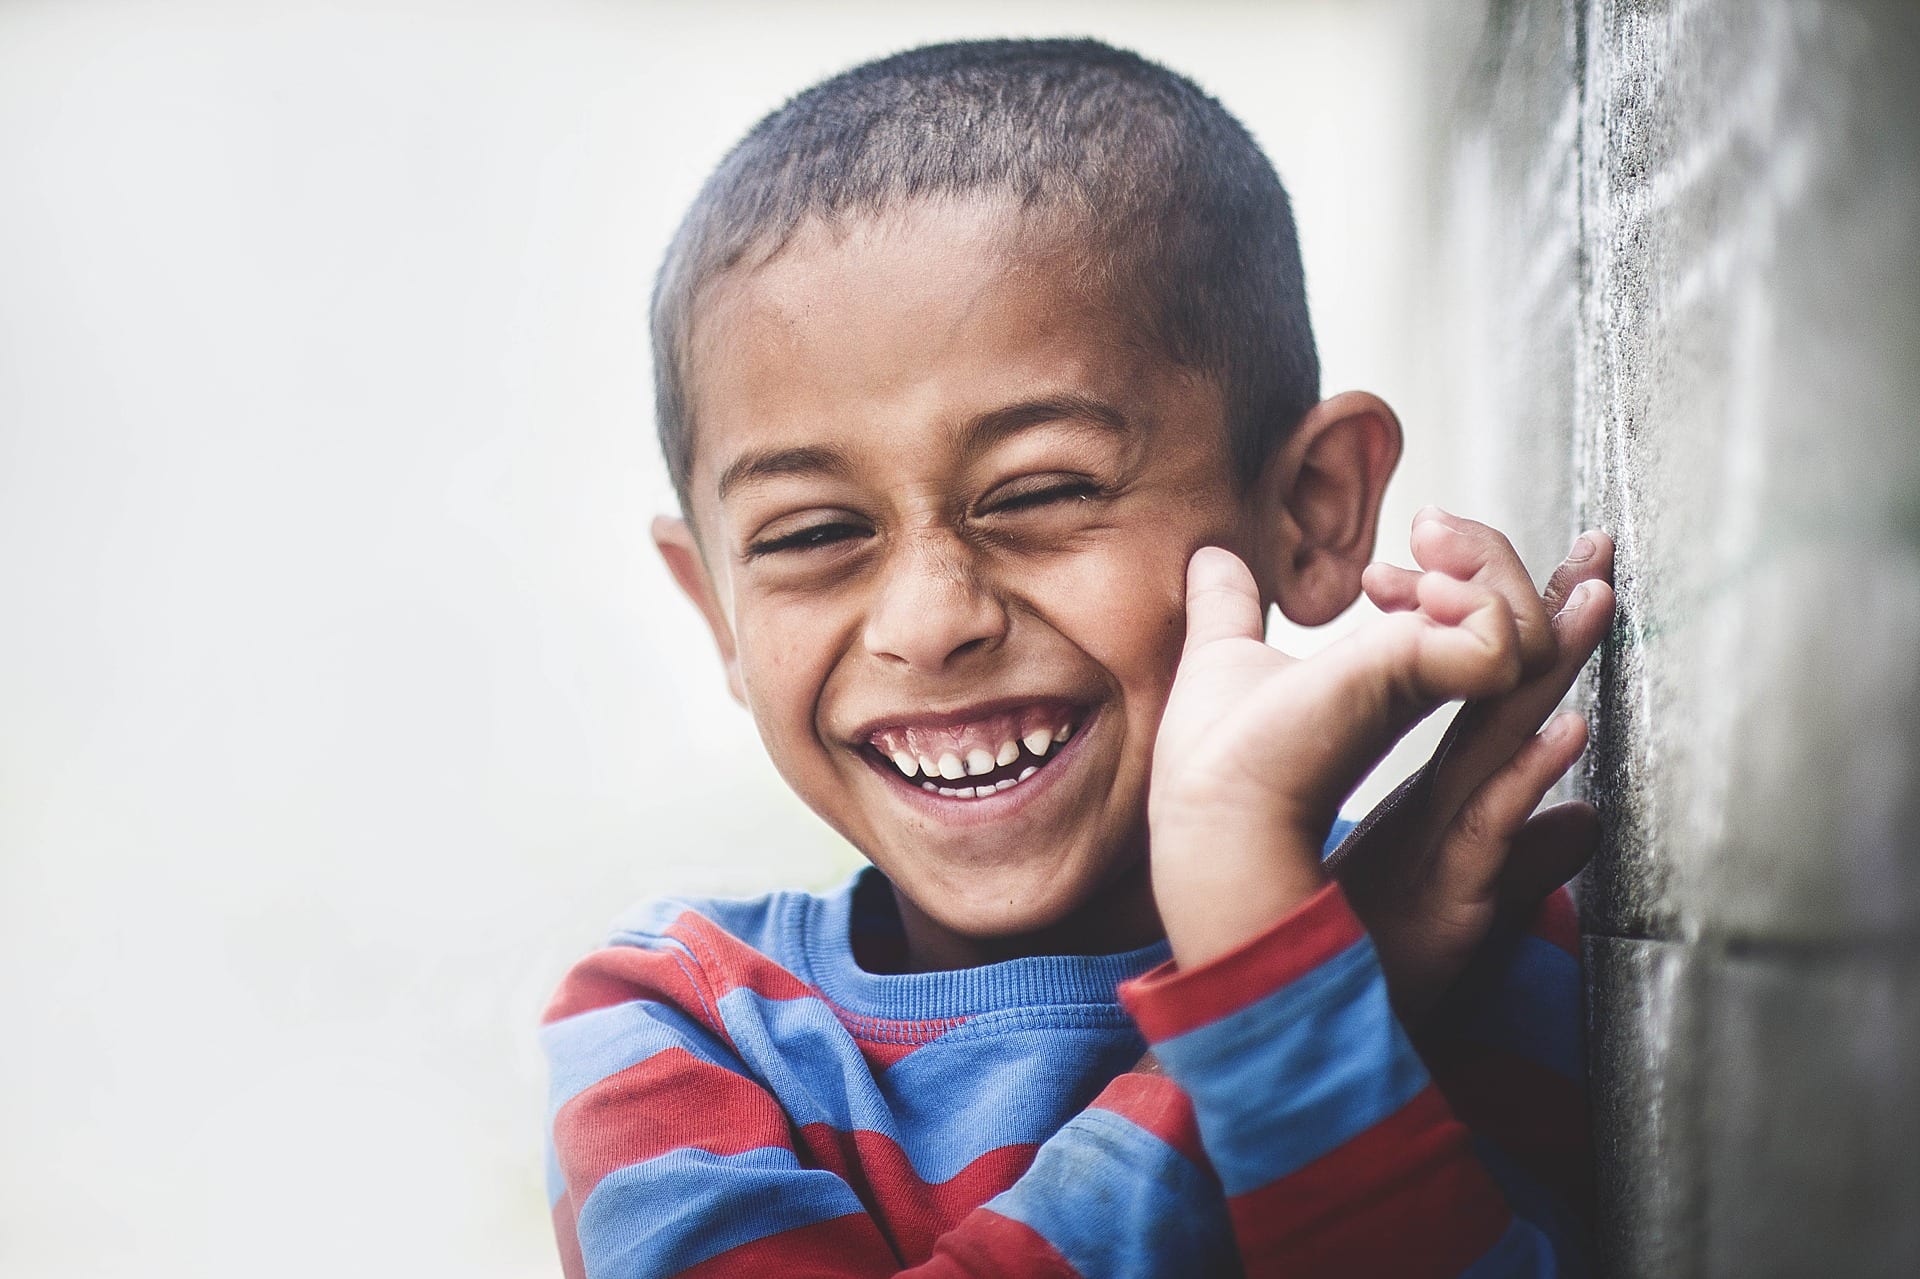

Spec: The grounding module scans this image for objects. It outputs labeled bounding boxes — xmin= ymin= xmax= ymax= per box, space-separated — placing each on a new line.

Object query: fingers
xmin=1419 ymin=571 xmax=1614 ymax=825
xmin=1429 ymin=711 xmax=1588 ymax=905
xmin=1339 ymin=571 xmax=1524 ymax=722
xmin=1361 ymin=561 xmax=1422 ymax=612
xmin=1494 ymin=801 xmax=1601 ymax=919
xmin=1408 ymin=508 xmax=1556 ymax=676
xmin=1182 ymin=545 xmax=1266 ymax=656
xmin=1542 ymin=530 xmax=1614 ymax=614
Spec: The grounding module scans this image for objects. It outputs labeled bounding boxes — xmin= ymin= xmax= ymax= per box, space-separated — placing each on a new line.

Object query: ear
xmin=652 ymin=514 xmax=746 ymax=706
xmin=1259 ymin=391 xmax=1402 ymax=627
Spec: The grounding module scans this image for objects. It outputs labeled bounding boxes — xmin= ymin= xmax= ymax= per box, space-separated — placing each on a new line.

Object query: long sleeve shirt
xmin=540 ymin=843 xmax=1590 ymax=1277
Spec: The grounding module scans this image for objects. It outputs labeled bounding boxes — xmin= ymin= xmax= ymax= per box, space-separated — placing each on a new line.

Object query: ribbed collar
xmin=793 ymin=867 xmax=1170 ymax=1023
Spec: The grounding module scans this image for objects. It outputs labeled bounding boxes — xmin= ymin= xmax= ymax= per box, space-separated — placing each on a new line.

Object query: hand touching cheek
xmin=1149 ymin=539 xmax=1525 ymax=970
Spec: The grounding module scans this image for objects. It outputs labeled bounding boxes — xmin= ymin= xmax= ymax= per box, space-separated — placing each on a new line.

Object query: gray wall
xmin=1418 ymin=2 xmax=1920 ymax=1274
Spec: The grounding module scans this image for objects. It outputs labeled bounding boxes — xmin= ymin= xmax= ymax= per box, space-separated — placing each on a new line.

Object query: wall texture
xmin=1420 ymin=2 xmax=1920 ymax=1274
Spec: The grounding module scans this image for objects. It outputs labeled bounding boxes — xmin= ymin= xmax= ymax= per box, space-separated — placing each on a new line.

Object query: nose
xmin=863 ymin=532 xmax=1009 ymax=671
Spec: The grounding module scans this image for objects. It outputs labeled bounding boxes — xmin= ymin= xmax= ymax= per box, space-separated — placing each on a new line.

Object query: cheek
xmin=1023 ymin=541 xmax=1190 ymax=697
xmin=731 ymin=596 xmax=842 ymax=738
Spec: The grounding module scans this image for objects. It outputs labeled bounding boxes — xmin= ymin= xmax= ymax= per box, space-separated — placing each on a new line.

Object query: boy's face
xmin=666 ymin=199 xmax=1282 ymax=962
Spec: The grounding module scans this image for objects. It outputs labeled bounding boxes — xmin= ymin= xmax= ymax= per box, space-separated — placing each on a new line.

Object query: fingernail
xmin=1568 ymin=534 xmax=1596 ymax=562
xmin=1564 ymin=579 xmax=1594 ymax=609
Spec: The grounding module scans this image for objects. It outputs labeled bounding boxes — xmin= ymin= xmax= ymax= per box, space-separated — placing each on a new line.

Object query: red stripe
xmin=796 ymin=1124 xmax=1038 ymax=1265
xmin=550 ymin=1195 xmax=585 ymax=1279
xmin=1121 ymin=881 xmax=1366 ymax=1042
xmin=547 ymin=918 xmax=972 ymax=1061
xmin=675 ymin=1213 xmax=899 ymax=1278
xmin=552 ymin=1048 xmax=792 ymax=1200
xmin=672 ymin=1206 xmax=1076 ymax=1278
xmin=1087 ymin=1071 xmax=1207 ymax=1170
xmin=856 ymin=1033 xmax=945 ymax=1071
xmin=674 ymin=916 xmax=975 ymax=1052
xmin=1530 ymin=887 xmax=1579 ymax=956
xmin=1426 ymin=1040 xmax=1594 ymax=1218
xmin=921 ymin=1207 xmax=1081 ymax=1278
xmin=671 ymin=915 xmax=823 ymax=1004
xmin=542 ymin=937 xmax=717 ymax=1026
xmin=1229 ymin=1084 xmax=1513 ymax=1277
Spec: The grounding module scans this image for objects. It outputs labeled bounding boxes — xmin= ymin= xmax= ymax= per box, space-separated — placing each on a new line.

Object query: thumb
xmin=1183 ymin=546 xmax=1266 ymax=656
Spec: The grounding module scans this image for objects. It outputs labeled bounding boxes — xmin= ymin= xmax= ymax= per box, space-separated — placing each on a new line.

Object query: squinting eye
xmin=747 ymin=522 xmax=867 ymax=557
xmin=991 ymin=481 xmax=1100 ymax=512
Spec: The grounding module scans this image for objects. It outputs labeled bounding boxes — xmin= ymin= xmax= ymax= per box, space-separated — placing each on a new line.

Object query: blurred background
xmin=17 ymin=2 xmax=1914 ymax=1274
xmin=0 ymin=2 xmax=1458 ymax=1275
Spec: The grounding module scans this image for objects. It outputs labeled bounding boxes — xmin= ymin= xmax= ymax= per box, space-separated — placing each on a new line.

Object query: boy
xmin=542 ymin=39 xmax=1614 ymax=1277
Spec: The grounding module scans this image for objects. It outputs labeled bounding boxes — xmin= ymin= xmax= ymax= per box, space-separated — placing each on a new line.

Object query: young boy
xmin=542 ymin=39 xmax=1614 ymax=1278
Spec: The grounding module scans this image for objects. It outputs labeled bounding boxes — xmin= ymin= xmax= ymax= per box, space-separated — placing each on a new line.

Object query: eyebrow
xmin=711 ymin=394 xmax=1135 ymax=503
xmin=715 ymin=444 xmax=855 ymax=503
xmin=959 ymin=394 xmax=1134 ymax=454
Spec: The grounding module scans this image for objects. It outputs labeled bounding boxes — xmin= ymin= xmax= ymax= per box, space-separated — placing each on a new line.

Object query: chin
xmin=893 ymin=842 xmax=1156 ymax=958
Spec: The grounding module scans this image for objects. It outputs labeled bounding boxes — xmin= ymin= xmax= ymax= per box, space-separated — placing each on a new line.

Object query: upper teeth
xmin=880 ymin=718 xmax=1077 ymax=784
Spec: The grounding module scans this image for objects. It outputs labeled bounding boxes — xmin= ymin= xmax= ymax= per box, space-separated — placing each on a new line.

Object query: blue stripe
xmin=717 ymin=986 xmax=1146 ymax=1183
xmin=714 ymin=986 xmax=900 ymax=1136
xmin=1322 ymin=817 xmax=1356 ymax=859
xmin=543 ymin=998 xmax=744 ymax=1115
xmin=880 ymin=1022 xmax=1145 ymax=1181
xmin=575 ymin=1145 xmax=868 ymax=1275
xmin=1472 ymin=1136 xmax=1590 ymax=1276
xmin=1155 ymin=937 xmax=1428 ymax=1196
xmin=545 ymin=1137 xmax=565 ymax=1208
xmin=985 ymin=1109 xmax=1236 ymax=1278
xmin=1449 ymin=935 xmax=1585 ymax=1081
xmin=1457 ymin=1215 xmax=1561 ymax=1279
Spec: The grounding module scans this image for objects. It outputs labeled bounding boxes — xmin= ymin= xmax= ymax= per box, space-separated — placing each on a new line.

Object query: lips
xmin=858 ymin=701 xmax=1082 ymax=800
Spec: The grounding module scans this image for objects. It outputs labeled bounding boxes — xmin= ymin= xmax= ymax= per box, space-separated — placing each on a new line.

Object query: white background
xmin=0 ymin=2 xmax=1467 ymax=1274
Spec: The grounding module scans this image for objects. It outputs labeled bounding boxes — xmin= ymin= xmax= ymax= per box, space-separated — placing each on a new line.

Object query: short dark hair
xmin=652 ymin=38 xmax=1319 ymax=509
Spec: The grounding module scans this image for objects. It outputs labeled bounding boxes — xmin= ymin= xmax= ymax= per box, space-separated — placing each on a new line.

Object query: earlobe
xmin=652 ymin=515 xmax=747 ymax=706
xmin=1265 ymin=391 xmax=1403 ymax=627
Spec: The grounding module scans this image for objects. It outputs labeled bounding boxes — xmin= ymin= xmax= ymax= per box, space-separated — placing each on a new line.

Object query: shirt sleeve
xmin=541 ymin=941 xmax=1241 ymax=1278
xmin=1414 ymin=887 xmax=1595 ymax=1242
xmin=1118 ymin=880 xmax=1586 ymax=1278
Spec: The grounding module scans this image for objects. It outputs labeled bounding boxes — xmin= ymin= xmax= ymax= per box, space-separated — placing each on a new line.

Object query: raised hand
xmin=1148 ymin=537 xmax=1528 ymax=971
xmin=1328 ymin=509 xmax=1615 ymax=1022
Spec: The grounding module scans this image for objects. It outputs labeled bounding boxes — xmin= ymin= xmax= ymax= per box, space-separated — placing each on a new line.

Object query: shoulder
xmin=603 ymin=881 xmax=820 ymax=955
xmin=542 ymin=874 xmax=862 ymax=1030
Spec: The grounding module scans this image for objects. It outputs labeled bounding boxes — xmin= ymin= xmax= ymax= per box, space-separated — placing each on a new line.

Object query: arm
xmin=1144 ymin=529 xmax=1592 ymax=1275
xmin=542 ymin=940 xmax=1241 ymax=1278
xmin=1121 ymin=881 xmax=1570 ymax=1277
xmin=1414 ymin=887 xmax=1594 ymax=1236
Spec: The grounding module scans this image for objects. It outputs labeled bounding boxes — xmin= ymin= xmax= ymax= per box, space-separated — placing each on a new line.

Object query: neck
xmin=890 ymin=859 xmax=1165 ymax=972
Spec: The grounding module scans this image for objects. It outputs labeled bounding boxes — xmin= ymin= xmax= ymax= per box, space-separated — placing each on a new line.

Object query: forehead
xmin=680 ymin=199 xmax=1211 ymax=510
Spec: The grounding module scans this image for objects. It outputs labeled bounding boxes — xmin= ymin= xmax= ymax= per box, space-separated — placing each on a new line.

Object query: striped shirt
xmin=542 ymin=852 xmax=1589 ymax=1276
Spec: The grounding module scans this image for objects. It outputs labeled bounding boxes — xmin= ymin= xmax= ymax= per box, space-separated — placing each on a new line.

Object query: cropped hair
xmin=652 ymin=38 xmax=1319 ymax=509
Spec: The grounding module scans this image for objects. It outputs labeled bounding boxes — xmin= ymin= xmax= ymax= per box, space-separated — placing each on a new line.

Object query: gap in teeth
xmin=872 ymin=709 xmax=1080 ymax=786
xmin=912 ymin=756 xmax=1051 ymax=799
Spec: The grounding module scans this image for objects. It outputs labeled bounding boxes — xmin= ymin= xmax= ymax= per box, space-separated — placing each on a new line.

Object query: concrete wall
xmin=1417 ymin=2 xmax=1920 ymax=1273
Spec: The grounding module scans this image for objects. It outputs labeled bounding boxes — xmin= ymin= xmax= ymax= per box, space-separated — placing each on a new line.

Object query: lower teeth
xmin=921 ymin=761 xmax=1043 ymax=799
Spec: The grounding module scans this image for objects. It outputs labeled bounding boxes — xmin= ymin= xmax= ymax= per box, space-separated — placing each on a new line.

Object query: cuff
xmin=1120 ymin=879 xmax=1367 ymax=1043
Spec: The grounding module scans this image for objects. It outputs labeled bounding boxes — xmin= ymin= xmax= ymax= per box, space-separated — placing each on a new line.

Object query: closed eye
xmin=987 ymin=479 xmax=1102 ymax=513
xmin=747 ymin=522 xmax=868 ymax=557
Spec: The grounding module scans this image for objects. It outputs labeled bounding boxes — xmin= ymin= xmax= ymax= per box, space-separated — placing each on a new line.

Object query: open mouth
xmin=862 ymin=702 xmax=1084 ymax=800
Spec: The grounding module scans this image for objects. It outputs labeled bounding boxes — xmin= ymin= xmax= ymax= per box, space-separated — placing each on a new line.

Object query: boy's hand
xmin=1328 ymin=511 xmax=1616 ymax=1022
xmin=1148 ymin=533 xmax=1528 ymax=971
